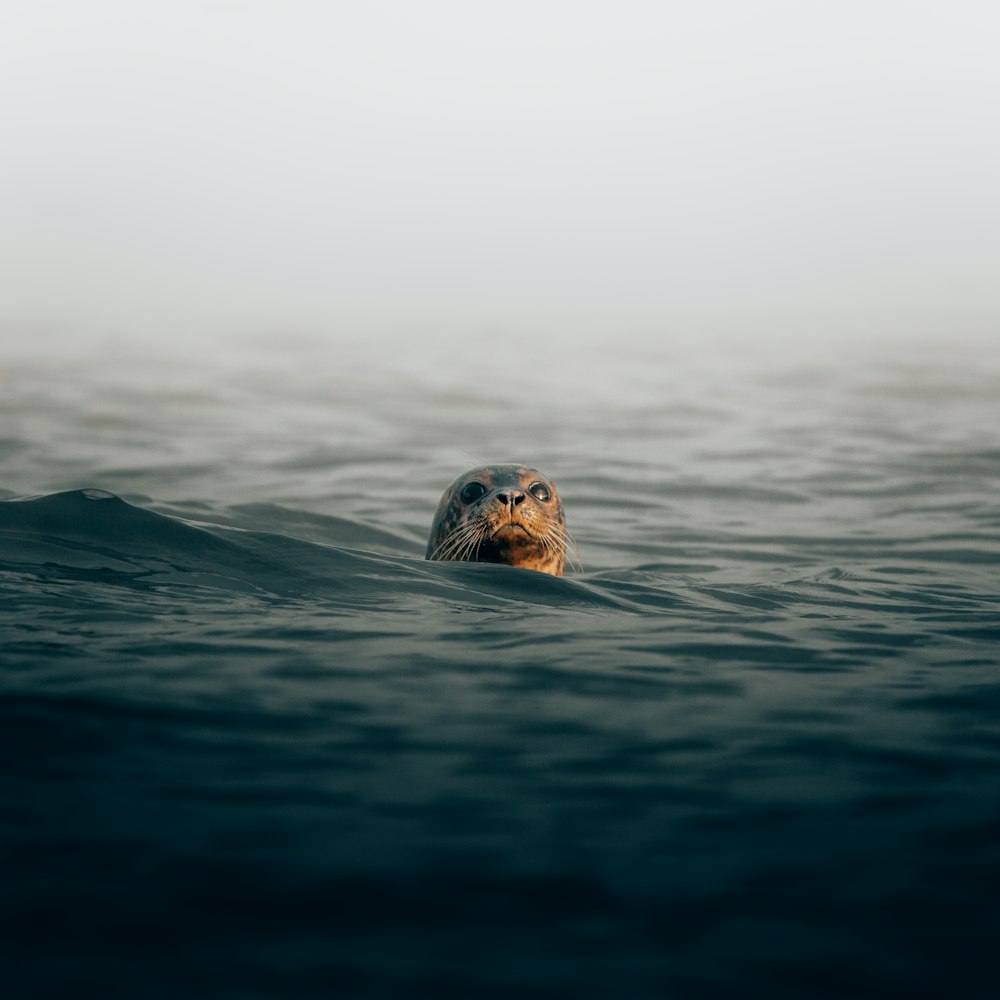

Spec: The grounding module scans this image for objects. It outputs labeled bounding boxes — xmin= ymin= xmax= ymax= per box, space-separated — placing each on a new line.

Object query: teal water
xmin=2 ymin=336 xmax=999 ymax=998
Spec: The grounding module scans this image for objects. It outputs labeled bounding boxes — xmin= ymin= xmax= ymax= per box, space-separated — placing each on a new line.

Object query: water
xmin=2 ymin=333 xmax=999 ymax=999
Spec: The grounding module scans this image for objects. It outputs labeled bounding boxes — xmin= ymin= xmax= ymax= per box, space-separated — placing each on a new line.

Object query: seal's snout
xmin=496 ymin=489 xmax=526 ymax=511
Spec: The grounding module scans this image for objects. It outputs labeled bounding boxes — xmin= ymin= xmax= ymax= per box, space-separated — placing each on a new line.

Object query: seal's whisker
xmin=565 ymin=529 xmax=584 ymax=573
xmin=428 ymin=521 xmax=481 ymax=561
xmin=545 ymin=522 xmax=581 ymax=572
xmin=444 ymin=520 xmax=483 ymax=553
xmin=433 ymin=529 xmax=477 ymax=562
xmin=432 ymin=519 xmax=489 ymax=562
xmin=450 ymin=524 xmax=483 ymax=563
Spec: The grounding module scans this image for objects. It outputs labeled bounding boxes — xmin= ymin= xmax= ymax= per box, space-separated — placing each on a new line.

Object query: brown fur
xmin=425 ymin=465 xmax=568 ymax=575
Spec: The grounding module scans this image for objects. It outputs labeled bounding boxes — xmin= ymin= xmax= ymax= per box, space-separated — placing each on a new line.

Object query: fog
xmin=2 ymin=1 xmax=997 ymax=354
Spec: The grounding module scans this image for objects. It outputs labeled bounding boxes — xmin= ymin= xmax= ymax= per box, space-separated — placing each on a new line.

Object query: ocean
xmin=2 ymin=332 xmax=998 ymax=998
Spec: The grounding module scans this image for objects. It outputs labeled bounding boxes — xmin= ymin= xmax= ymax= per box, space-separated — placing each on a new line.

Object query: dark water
xmin=2 ymin=336 xmax=999 ymax=998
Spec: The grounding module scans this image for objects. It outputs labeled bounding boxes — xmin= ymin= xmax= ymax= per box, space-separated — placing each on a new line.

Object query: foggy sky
xmin=2 ymin=1 xmax=997 ymax=350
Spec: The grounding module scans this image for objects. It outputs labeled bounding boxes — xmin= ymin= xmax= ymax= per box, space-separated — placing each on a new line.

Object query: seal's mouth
xmin=491 ymin=523 xmax=532 ymax=540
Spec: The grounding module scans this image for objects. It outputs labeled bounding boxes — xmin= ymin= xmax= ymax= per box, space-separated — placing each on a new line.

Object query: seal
xmin=425 ymin=465 xmax=569 ymax=576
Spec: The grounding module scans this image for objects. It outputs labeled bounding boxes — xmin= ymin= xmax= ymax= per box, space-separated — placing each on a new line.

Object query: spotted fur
xmin=426 ymin=465 xmax=570 ymax=575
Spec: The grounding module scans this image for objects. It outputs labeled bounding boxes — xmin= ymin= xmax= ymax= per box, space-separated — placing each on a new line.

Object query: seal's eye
xmin=529 ymin=482 xmax=551 ymax=502
xmin=460 ymin=481 xmax=487 ymax=504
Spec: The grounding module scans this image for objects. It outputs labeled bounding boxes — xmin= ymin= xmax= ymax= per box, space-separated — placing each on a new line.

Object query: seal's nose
xmin=497 ymin=489 xmax=526 ymax=510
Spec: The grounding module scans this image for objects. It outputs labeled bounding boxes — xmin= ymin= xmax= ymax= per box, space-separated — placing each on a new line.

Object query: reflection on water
xmin=2 ymin=335 xmax=999 ymax=998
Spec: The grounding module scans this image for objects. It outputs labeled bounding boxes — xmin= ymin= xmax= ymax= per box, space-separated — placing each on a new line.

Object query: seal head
xmin=425 ymin=465 xmax=568 ymax=576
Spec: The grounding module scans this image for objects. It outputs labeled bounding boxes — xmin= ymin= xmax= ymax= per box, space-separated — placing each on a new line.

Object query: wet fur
xmin=426 ymin=465 xmax=569 ymax=576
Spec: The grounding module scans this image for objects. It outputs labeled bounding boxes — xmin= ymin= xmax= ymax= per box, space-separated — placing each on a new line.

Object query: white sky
xmin=1 ymin=1 xmax=997 ymax=350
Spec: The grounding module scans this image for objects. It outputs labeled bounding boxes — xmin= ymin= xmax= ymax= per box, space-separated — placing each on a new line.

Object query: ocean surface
xmin=2 ymin=333 xmax=999 ymax=999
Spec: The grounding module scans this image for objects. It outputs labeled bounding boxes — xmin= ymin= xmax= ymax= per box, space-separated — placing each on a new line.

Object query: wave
xmin=0 ymin=490 xmax=637 ymax=612
xmin=4 ymin=490 xmax=997 ymax=627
